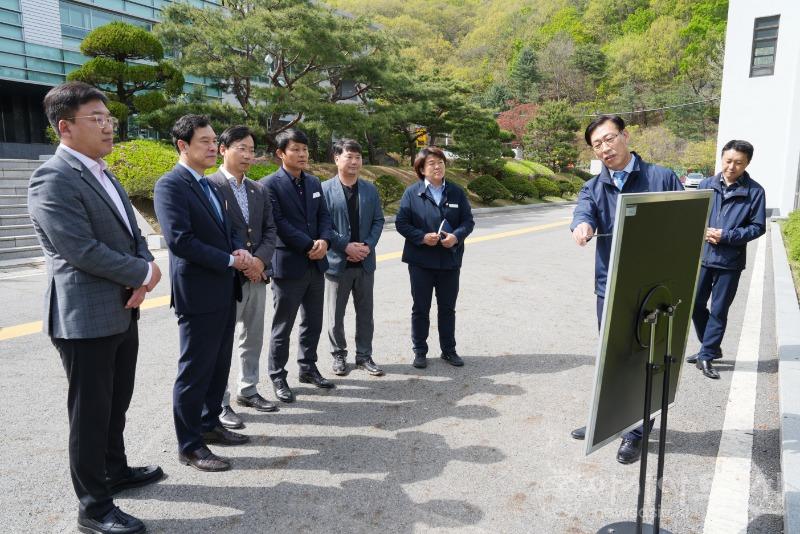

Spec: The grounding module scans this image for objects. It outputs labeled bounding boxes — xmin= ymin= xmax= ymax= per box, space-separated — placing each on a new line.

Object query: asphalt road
xmin=0 ymin=204 xmax=782 ymax=533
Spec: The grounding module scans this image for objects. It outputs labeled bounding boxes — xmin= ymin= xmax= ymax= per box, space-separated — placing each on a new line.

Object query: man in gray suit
xmin=322 ymin=139 xmax=385 ymax=376
xmin=28 ymin=82 xmax=162 ymax=534
xmin=207 ymin=125 xmax=278 ymax=429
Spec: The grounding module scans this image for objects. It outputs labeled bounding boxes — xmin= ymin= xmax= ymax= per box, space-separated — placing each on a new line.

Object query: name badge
xmin=448 ymin=203 xmax=458 ymax=208
xmin=312 ymin=191 xmax=321 ymax=199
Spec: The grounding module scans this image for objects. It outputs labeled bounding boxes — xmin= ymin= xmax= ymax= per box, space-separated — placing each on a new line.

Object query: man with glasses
xmin=28 ymin=81 xmax=162 ymax=534
xmin=154 ymin=115 xmax=254 ymax=473
xmin=206 ymin=126 xmax=278 ymax=428
xmin=570 ymin=114 xmax=683 ymax=464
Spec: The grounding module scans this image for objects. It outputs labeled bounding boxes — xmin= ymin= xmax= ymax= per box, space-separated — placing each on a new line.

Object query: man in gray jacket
xmin=322 ymin=139 xmax=385 ymax=376
xmin=28 ymin=82 xmax=162 ymax=534
xmin=207 ymin=125 xmax=278 ymax=428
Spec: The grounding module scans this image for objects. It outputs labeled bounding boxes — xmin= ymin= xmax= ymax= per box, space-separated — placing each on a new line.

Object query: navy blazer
xmin=322 ymin=176 xmax=385 ymax=275
xmin=154 ymin=164 xmax=243 ymax=315
xmin=698 ymin=172 xmax=766 ymax=271
xmin=260 ymin=167 xmax=334 ymax=279
xmin=395 ymin=180 xmax=475 ymax=270
xmin=570 ymin=153 xmax=684 ymax=297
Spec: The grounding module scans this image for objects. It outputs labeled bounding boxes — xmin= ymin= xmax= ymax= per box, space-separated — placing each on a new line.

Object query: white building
xmin=716 ymin=1 xmax=800 ymax=215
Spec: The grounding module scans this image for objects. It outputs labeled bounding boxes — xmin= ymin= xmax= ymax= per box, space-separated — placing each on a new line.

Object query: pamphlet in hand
xmin=438 ymin=219 xmax=454 ymax=238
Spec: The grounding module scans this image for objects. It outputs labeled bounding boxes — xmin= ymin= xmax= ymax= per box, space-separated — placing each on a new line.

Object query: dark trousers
xmin=409 ymin=265 xmax=460 ymax=355
xmin=597 ymin=295 xmax=654 ymax=441
xmin=174 ymin=300 xmax=236 ymax=455
xmin=692 ymin=266 xmax=742 ymax=361
xmin=268 ymin=267 xmax=324 ymax=381
xmin=52 ymin=319 xmax=139 ymax=519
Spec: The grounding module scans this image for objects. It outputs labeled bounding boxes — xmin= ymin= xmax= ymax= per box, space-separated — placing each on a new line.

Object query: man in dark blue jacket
xmin=570 ymin=114 xmax=684 ymax=465
xmin=687 ymin=140 xmax=766 ymax=379
xmin=261 ymin=129 xmax=335 ymax=403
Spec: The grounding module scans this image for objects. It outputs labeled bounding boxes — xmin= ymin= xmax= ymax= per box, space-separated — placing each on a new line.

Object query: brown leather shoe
xmin=179 ymin=445 xmax=230 ymax=472
xmin=203 ymin=425 xmax=250 ymax=446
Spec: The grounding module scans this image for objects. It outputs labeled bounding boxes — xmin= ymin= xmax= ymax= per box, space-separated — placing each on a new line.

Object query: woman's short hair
xmin=413 ymin=146 xmax=447 ymax=180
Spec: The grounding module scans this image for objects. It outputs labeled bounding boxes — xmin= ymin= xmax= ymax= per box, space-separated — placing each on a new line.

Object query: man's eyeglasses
xmin=65 ymin=114 xmax=119 ymax=130
xmin=591 ymin=132 xmax=622 ymax=151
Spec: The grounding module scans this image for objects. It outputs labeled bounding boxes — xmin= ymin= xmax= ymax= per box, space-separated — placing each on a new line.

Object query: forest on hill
xmin=327 ymin=0 xmax=728 ymax=172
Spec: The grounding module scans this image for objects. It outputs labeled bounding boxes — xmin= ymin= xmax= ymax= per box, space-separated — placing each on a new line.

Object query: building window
xmin=750 ymin=15 xmax=780 ymax=77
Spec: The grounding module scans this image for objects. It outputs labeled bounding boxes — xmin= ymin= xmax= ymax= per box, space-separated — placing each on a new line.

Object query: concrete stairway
xmin=0 ymin=159 xmax=43 ymax=262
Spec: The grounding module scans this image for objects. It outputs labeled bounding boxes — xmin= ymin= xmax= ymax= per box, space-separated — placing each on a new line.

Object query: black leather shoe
xmin=272 ymin=378 xmax=295 ymax=403
xmin=77 ymin=506 xmax=145 ymax=534
xmin=237 ymin=393 xmax=278 ymax=412
xmin=686 ymin=353 xmax=699 ymax=364
xmin=616 ymin=438 xmax=642 ymax=464
xmin=412 ymin=354 xmax=427 ymax=368
xmin=356 ymin=358 xmax=384 ymax=376
xmin=219 ymin=406 xmax=244 ymax=429
xmin=696 ymin=359 xmax=720 ymax=379
xmin=440 ymin=352 xmax=464 ymax=367
xmin=571 ymin=426 xmax=586 ymax=440
xmin=179 ymin=445 xmax=230 ymax=472
xmin=332 ymin=354 xmax=348 ymax=376
xmin=203 ymin=425 xmax=250 ymax=446
xmin=106 ymin=465 xmax=163 ymax=495
xmin=299 ymin=370 xmax=335 ymax=389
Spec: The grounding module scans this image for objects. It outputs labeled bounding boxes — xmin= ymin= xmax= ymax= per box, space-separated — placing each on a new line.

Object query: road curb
xmin=770 ymin=221 xmax=800 ymax=534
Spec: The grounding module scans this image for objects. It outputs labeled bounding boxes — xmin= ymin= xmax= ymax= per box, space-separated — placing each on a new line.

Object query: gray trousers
xmin=268 ymin=267 xmax=325 ymax=381
xmin=325 ymin=268 xmax=375 ymax=361
xmin=222 ymin=279 xmax=267 ymax=406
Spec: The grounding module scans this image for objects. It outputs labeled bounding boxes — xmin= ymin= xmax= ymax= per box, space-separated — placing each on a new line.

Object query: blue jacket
xmin=698 ymin=172 xmax=766 ymax=271
xmin=322 ymin=176 xmax=385 ymax=275
xmin=570 ymin=153 xmax=684 ymax=297
xmin=260 ymin=167 xmax=334 ymax=279
xmin=395 ymin=180 xmax=475 ymax=270
xmin=154 ymin=164 xmax=243 ymax=316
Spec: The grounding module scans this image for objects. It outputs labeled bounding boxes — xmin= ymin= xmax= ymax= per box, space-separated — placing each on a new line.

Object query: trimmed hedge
xmin=533 ymin=177 xmax=561 ymax=199
xmin=504 ymin=159 xmax=555 ymax=178
xmin=503 ymin=174 xmax=538 ymax=201
xmin=468 ymin=174 xmax=510 ymax=204
xmin=106 ymin=140 xmax=177 ymax=199
xmin=784 ymin=209 xmax=800 ymax=263
xmin=375 ymin=174 xmax=405 ymax=209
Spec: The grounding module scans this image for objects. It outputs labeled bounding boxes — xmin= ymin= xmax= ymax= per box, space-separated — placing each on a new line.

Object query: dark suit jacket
xmin=154 ymin=164 xmax=243 ymax=315
xmin=395 ymin=180 xmax=474 ymax=270
xmin=207 ymin=170 xmax=277 ymax=281
xmin=28 ymin=146 xmax=153 ymax=339
xmin=321 ymin=176 xmax=384 ymax=275
xmin=260 ymin=167 xmax=334 ymax=279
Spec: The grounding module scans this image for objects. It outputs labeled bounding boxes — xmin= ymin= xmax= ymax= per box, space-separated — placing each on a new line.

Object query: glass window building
xmin=0 ymin=0 xmax=221 ymax=151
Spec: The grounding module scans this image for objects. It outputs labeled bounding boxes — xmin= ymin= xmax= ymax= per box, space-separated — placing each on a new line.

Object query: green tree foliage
xmin=523 ymin=101 xmax=579 ymax=171
xmin=508 ymin=46 xmax=540 ymax=102
xmin=67 ymin=22 xmax=184 ymax=140
xmin=502 ymin=175 xmax=538 ymax=201
xmin=157 ymin=0 xmax=393 ymax=148
xmin=139 ymin=99 xmax=247 ymax=141
xmin=374 ymin=174 xmax=405 ymax=209
xmin=450 ymin=109 xmax=505 ymax=175
xmin=468 ymin=175 xmax=510 ymax=204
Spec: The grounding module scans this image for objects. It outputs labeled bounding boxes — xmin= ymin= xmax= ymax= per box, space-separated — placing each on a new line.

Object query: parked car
xmin=684 ymin=172 xmax=704 ymax=189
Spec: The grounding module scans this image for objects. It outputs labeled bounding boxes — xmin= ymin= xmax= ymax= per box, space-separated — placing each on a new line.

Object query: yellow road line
xmin=0 ymin=219 xmax=569 ymax=342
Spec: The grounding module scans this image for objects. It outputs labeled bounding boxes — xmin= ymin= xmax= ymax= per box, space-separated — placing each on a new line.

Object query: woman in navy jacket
xmin=395 ymin=147 xmax=475 ymax=369
xmin=689 ymin=140 xmax=766 ymax=380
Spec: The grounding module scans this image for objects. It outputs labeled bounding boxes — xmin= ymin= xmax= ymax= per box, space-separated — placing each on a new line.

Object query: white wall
xmin=19 ymin=0 xmax=62 ymax=49
xmin=716 ymin=1 xmax=800 ymax=215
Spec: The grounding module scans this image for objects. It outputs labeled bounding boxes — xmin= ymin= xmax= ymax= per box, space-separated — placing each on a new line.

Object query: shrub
xmin=784 ymin=209 xmax=800 ymax=263
xmin=569 ymin=167 xmax=593 ymax=180
xmin=558 ymin=180 xmax=576 ymax=197
xmin=533 ymin=177 xmax=561 ymax=199
xmin=375 ymin=174 xmax=405 ymax=209
xmin=245 ymin=163 xmax=278 ymax=180
xmin=468 ymin=174 xmax=510 ymax=204
xmin=503 ymin=174 xmax=538 ymax=201
xmin=106 ymin=139 xmax=177 ymax=199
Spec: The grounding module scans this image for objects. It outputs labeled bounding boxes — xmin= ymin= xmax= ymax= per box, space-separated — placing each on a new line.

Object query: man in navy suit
xmin=154 ymin=115 xmax=253 ymax=472
xmin=261 ymin=129 xmax=335 ymax=403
